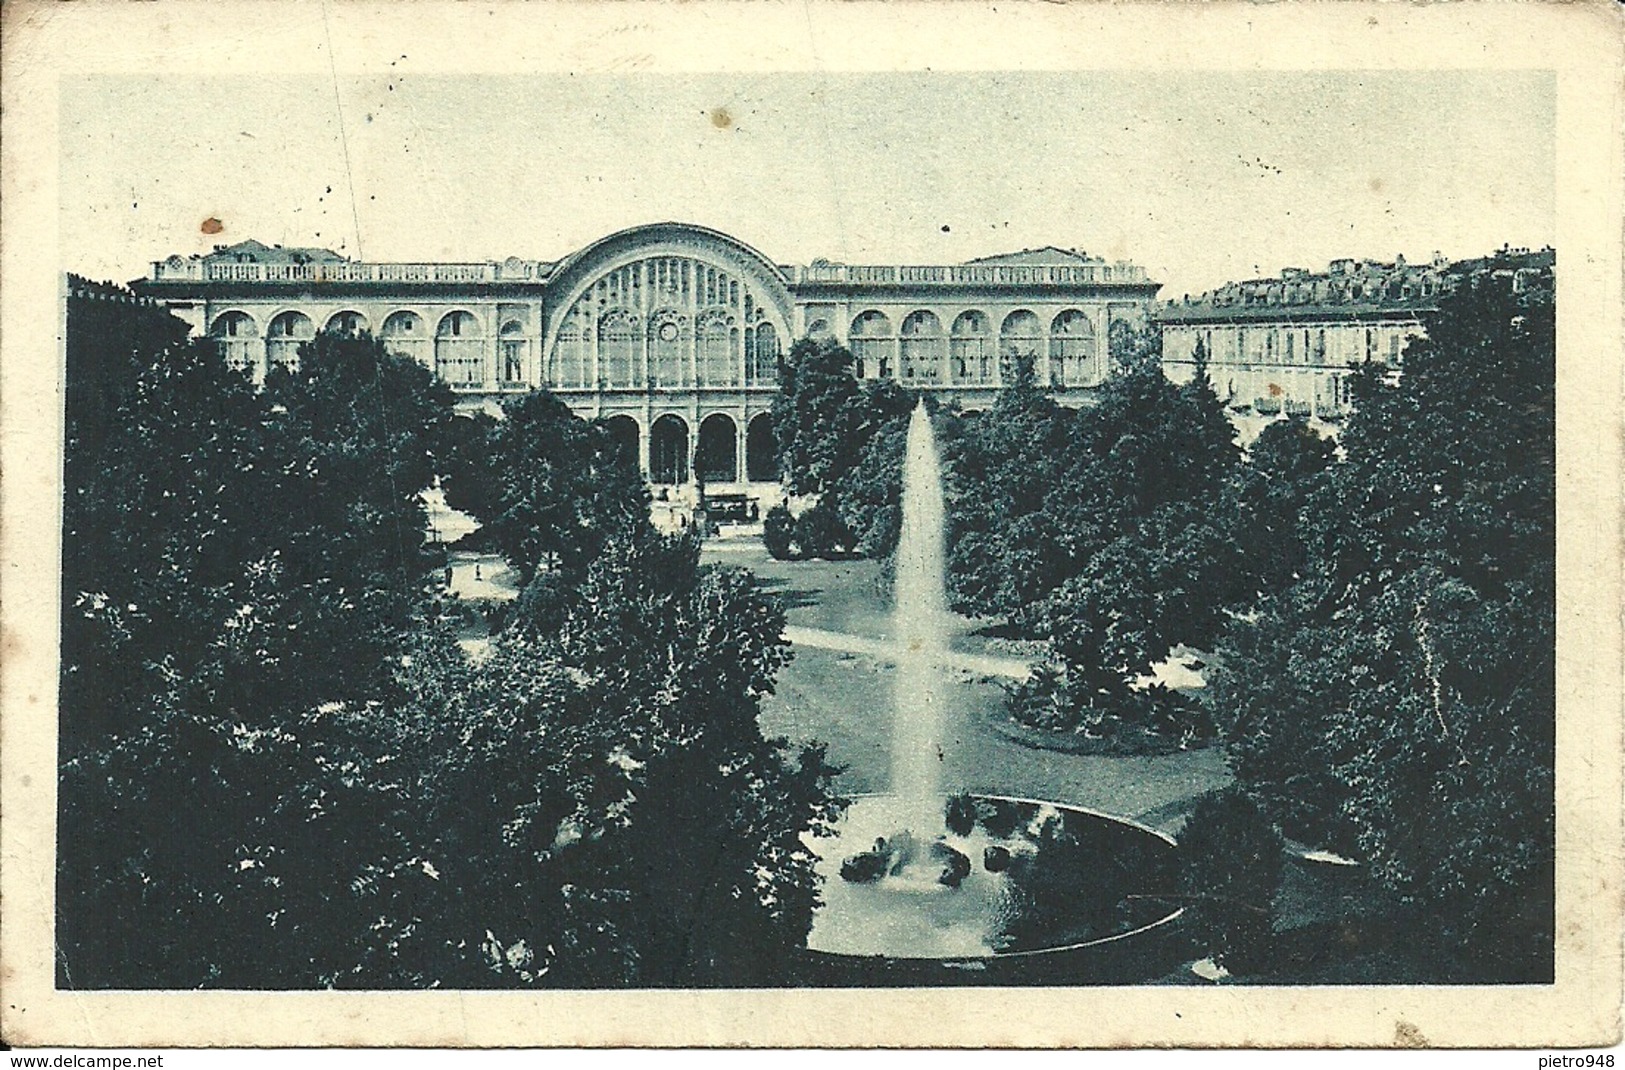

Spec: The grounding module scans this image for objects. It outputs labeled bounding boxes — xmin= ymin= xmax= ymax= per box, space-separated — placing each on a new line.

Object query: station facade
xmin=133 ymin=223 xmax=1160 ymax=497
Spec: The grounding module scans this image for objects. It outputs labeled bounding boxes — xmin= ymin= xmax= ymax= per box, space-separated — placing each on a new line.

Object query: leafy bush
xmin=1177 ymin=788 xmax=1284 ymax=974
xmin=762 ymin=502 xmax=797 ymax=560
xmin=793 ymin=499 xmax=853 ymax=560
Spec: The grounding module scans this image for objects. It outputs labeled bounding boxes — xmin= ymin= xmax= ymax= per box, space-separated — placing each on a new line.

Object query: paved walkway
xmin=708 ymin=542 xmax=1230 ymax=830
xmin=783 ymin=624 xmax=1034 ymax=680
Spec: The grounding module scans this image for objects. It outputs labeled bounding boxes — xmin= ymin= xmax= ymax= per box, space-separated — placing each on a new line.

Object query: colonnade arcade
xmin=820 ymin=306 xmax=1104 ymax=387
xmin=599 ymin=411 xmax=776 ymax=487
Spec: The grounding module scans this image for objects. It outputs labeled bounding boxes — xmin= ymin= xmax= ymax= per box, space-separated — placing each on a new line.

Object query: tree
xmin=1208 ymin=273 xmax=1556 ymax=979
xmin=58 ymin=313 xmax=844 ymax=989
xmin=946 ymin=353 xmax=1079 ymax=623
xmin=769 ymin=337 xmax=914 ymax=551
xmin=1231 ymin=416 xmax=1338 ymax=597
xmin=983 ymin=345 xmax=1242 ymax=738
xmin=58 ymin=329 xmax=460 ymax=987
xmin=476 ymin=390 xmax=652 ymax=584
xmin=438 ymin=409 xmax=503 ymax=527
xmin=1177 ymin=789 xmax=1284 ymax=974
xmin=771 ymin=337 xmax=864 ymax=496
xmin=380 ymin=533 xmax=846 ymax=986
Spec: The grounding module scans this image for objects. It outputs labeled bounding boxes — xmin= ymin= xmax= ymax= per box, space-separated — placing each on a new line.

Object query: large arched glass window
xmin=435 ymin=311 xmax=484 ymax=388
xmin=210 ymin=311 xmax=260 ymax=375
xmin=950 ymin=311 xmax=991 ymax=384
xmin=381 ymin=310 xmax=429 ymax=365
xmin=598 ymin=310 xmax=642 ymax=388
xmin=748 ymin=322 xmax=779 ymax=385
xmin=550 ymin=308 xmax=592 ymax=390
xmin=648 ymin=310 xmax=687 ymax=388
xmin=899 ymin=311 xmax=944 ymax=383
xmin=266 ymin=311 xmax=315 ymax=373
xmin=999 ymin=310 xmax=1043 ymax=380
xmin=698 ymin=311 xmax=736 ymax=387
xmin=849 ymin=311 xmax=893 ymax=380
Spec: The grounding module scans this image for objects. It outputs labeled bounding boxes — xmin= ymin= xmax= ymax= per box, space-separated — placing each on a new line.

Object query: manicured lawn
xmin=704 ymin=540 xmax=1230 ymax=830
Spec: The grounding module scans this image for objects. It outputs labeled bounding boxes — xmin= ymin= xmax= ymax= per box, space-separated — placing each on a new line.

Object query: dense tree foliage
xmin=934 ymin=341 xmax=1241 ymax=742
xmin=1176 ymin=788 xmax=1284 ymax=974
xmin=1208 ymin=275 xmax=1555 ymax=979
xmin=455 ymin=390 xmax=653 ymax=584
xmin=59 ymin=331 xmax=457 ymax=983
xmin=337 ymin=533 xmax=843 ymax=987
xmin=58 ymin=323 xmax=840 ymax=988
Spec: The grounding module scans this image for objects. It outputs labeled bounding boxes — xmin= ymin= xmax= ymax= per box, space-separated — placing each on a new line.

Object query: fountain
xmin=800 ymin=402 xmax=1186 ymax=985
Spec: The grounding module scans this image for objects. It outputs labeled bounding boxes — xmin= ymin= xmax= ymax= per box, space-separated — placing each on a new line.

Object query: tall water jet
xmin=891 ymin=400 xmax=950 ymax=835
xmin=805 ymin=400 xmax=1184 ymax=969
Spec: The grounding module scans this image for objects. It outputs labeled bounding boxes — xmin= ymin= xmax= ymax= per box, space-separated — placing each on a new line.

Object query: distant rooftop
xmin=964 ymin=246 xmax=1105 ymax=267
xmin=1157 ymin=246 xmax=1554 ymax=323
xmin=201 ymin=239 xmax=349 ymax=265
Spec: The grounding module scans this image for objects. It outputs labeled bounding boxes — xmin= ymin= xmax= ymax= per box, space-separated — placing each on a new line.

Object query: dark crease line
xmin=320 ymin=0 xmax=365 ymax=262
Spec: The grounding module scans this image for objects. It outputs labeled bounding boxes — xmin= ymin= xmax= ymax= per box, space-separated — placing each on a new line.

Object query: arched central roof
xmin=542 ymin=221 xmax=797 ymax=362
xmin=549 ymin=222 xmax=789 ymax=290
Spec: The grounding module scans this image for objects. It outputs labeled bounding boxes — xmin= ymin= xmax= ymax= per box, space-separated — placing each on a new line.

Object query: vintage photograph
xmin=4 ymin=0 xmax=1621 ymax=1053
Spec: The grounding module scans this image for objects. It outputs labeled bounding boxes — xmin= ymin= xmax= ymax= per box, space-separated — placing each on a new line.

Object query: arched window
xmin=899 ymin=311 xmax=944 ymax=383
xmin=598 ymin=310 xmax=642 ymax=389
xmin=950 ymin=311 xmax=991 ymax=383
xmin=697 ymin=413 xmax=739 ymax=483
xmin=650 ymin=414 xmax=690 ymax=485
xmin=806 ymin=318 xmax=832 ymax=341
xmin=745 ymin=413 xmax=776 ymax=483
xmin=1048 ymin=310 xmax=1096 ymax=387
xmin=649 ymin=310 xmax=687 ymax=388
xmin=697 ymin=311 xmax=736 ymax=387
xmin=749 ymin=322 xmax=779 ymax=385
xmin=849 ymin=311 xmax=893 ymax=380
xmin=266 ymin=311 xmax=314 ymax=373
xmin=999 ymin=310 xmax=1042 ymax=380
xmin=210 ymin=311 xmax=260 ymax=375
xmin=324 ymin=310 xmax=369 ymax=336
xmin=550 ymin=307 xmax=592 ymax=390
xmin=381 ymin=310 xmax=428 ymax=365
xmin=435 ymin=311 xmax=484 ymax=388
xmin=499 ymin=320 xmax=528 ymax=385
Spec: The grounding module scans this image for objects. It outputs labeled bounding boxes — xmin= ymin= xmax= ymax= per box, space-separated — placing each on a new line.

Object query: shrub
xmin=762 ymin=503 xmax=797 ymax=560
xmin=1177 ymin=788 xmax=1283 ymax=974
xmin=793 ymin=500 xmax=853 ymax=560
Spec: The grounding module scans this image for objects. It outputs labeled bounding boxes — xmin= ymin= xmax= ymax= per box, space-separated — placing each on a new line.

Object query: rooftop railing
xmin=791 ymin=262 xmax=1149 ymax=286
xmin=150 ymin=260 xmax=518 ymax=284
xmin=149 ymin=257 xmax=1150 ymax=286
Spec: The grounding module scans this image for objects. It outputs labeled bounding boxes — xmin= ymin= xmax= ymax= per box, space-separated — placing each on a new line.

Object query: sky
xmin=59 ymin=70 xmax=1555 ymax=301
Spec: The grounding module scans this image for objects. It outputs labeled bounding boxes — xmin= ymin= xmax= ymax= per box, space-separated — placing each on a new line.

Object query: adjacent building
xmin=132 ymin=222 xmax=1160 ymax=494
xmin=1157 ymin=246 xmax=1555 ymax=427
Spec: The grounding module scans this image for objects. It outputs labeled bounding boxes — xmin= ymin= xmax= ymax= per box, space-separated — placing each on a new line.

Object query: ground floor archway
xmin=696 ymin=412 xmax=739 ymax=484
xmin=601 ymin=414 xmax=640 ymax=468
xmin=745 ymin=413 xmax=776 ymax=483
xmin=650 ymin=414 xmax=690 ymax=485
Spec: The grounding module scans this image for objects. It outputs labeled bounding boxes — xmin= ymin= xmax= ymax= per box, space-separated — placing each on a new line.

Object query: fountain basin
xmin=798 ymin=793 xmax=1187 ymax=986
